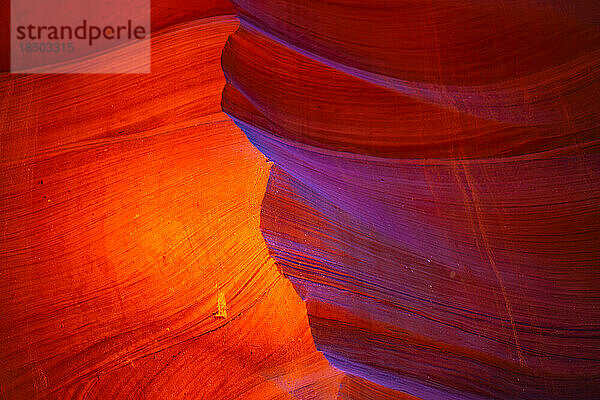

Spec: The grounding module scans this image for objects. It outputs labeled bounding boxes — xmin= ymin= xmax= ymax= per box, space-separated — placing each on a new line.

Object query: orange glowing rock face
xmin=0 ymin=12 xmax=347 ymax=400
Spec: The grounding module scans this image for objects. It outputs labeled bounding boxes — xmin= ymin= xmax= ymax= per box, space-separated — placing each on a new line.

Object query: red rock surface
xmin=2 ymin=0 xmax=600 ymax=399
xmin=0 ymin=13 xmax=351 ymax=400
xmin=222 ymin=1 xmax=600 ymax=399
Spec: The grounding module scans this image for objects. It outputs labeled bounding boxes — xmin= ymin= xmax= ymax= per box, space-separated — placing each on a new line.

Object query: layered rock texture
xmin=1 ymin=7 xmax=344 ymax=399
xmin=222 ymin=1 xmax=600 ymax=399
xmin=2 ymin=0 xmax=600 ymax=399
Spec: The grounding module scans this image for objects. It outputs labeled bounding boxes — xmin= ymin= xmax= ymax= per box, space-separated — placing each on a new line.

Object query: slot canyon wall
xmin=0 ymin=0 xmax=599 ymax=399
xmin=0 ymin=3 xmax=347 ymax=399
xmin=221 ymin=0 xmax=600 ymax=399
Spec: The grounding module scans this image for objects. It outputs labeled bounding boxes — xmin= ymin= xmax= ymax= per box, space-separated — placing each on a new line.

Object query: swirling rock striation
xmin=0 ymin=11 xmax=346 ymax=399
xmin=222 ymin=1 xmax=600 ymax=399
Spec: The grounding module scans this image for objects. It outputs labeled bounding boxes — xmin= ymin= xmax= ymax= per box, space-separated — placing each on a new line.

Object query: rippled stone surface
xmin=222 ymin=1 xmax=600 ymax=398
